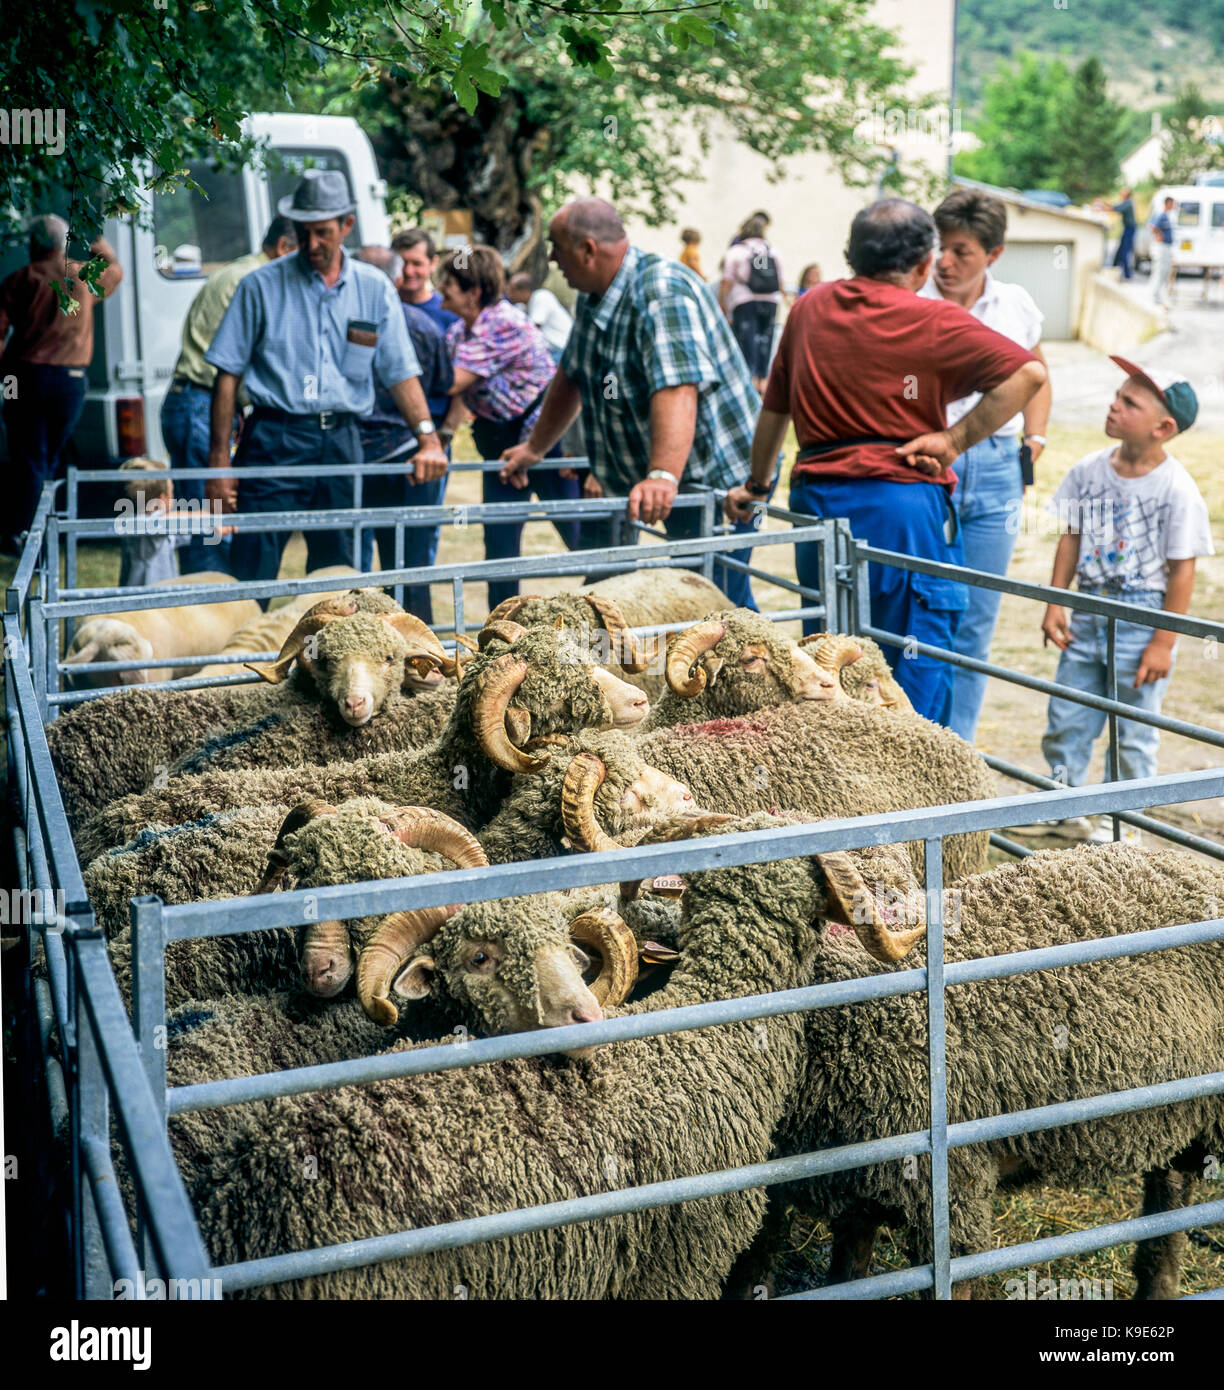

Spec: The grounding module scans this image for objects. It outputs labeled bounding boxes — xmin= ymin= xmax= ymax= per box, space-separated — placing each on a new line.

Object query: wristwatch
xmin=416 ymin=420 xmax=437 ymax=436
xmin=745 ymin=476 xmax=775 ymax=497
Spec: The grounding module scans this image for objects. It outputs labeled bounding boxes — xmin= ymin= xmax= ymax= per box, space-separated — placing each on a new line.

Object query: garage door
xmin=995 ymin=241 xmax=1074 ymax=340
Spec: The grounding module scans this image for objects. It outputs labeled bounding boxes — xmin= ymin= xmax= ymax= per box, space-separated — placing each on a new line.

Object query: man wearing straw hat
xmin=204 ymin=170 xmax=446 ymax=586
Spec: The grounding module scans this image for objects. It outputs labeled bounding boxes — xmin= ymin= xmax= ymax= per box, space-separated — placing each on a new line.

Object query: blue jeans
xmin=160 ymin=381 xmax=231 ymax=573
xmin=229 ymin=414 xmax=360 ymax=592
xmin=1114 ymin=226 xmax=1136 ymax=280
xmin=946 ymin=435 xmax=1023 ymax=742
xmin=790 ymin=476 xmax=966 ymax=723
xmin=1041 ymin=589 xmax=1171 ymax=786
xmin=2 ymin=363 xmax=87 ymax=542
xmin=358 ymin=423 xmax=448 ymax=624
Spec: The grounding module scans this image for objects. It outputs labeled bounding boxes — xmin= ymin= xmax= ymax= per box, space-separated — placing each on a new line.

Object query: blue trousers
xmin=1114 ymin=226 xmax=1136 ymax=280
xmin=229 ymin=414 xmax=359 ymax=593
xmin=946 ymin=435 xmax=1023 ymax=742
xmin=482 ymin=465 xmax=583 ymax=610
xmin=2 ymin=363 xmax=87 ymax=542
xmin=1042 ymin=589 xmax=1171 ymax=786
xmin=160 ymin=380 xmax=232 ymax=573
xmin=358 ymin=422 xmax=447 ymax=624
xmin=790 ymin=476 xmax=966 ymax=723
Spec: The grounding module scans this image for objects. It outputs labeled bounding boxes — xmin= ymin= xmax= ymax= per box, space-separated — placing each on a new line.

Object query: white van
xmin=1146 ymin=183 xmax=1224 ymax=273
xmin=1 ymin=113 xmax=388 ymax=483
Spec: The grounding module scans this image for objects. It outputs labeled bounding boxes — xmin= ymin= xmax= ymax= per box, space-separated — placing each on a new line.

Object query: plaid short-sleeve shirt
xmin=560 ymin=247 xmax=759 ymax=494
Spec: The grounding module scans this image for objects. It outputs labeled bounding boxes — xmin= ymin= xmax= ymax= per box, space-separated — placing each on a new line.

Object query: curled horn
xmin=560 ymin=753 xmax=619 ymax=854
xmin=478 ymin=619 xmax=529 ymax=650
xmin=471 ymin=654 xmax=549 ymax=773
xmin=244 ymin=594 xmax=360 ymax=683
xmin=356 ymin=808 xmax=490 ymax=1024
xmin=799 ymin=633 xmax=863 ymax=673
xmin=568 ymin=908 xmax=639 ymax=1007
xmin=251 ymin=800 xmax=337 ymax=896
xmin=814 ymin=851 xmax=926 ymax=963
xmin=486 ymin=595 xmax=543 ymax=625
xmin=377 ymin=611 xmax=457 ymax=675
xmin=665 ymin=620 xmax=728 ymax=697
xmin=584 ymin=594 xmax=648 ymax=674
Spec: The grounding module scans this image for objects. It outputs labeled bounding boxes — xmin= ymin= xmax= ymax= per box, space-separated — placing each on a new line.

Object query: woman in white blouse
xmin=922 ymin=187 xmax=1053 ymax=743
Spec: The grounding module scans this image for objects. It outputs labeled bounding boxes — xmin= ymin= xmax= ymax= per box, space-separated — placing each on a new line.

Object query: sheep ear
xmin=62 ymin=640 xmax=102 ymax=666
xmin=812 ymin=852 xmax=870 ymax=927
xmin=393 ymin=957 xmax=437 ymax=1000
xmin=504 ymin=704 xmax=532 ymax=746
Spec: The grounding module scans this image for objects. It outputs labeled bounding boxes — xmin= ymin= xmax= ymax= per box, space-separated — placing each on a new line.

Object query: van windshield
xmin=268 ymin=149 xmax=360 ymax=247
xmin=153 ymin=162 xmax=250 ymax=279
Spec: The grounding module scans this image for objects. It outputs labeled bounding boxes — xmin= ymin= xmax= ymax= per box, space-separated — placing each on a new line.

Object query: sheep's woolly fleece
xmin=47 ymin=588 xmax=407 ymax=828
xmin=739 ymin=842 xmax=1224 ymax=1284
xmin=637 ymin=698 xmax=994 ymax=882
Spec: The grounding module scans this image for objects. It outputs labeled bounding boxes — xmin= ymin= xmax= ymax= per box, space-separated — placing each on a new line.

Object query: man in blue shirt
xmin=353 ymin=245 xmax=454 ymax=621
xmin=391 ymin=229 xmax=460 ymax=336
xmin=204 ymin=171 xmax=447 ymax=586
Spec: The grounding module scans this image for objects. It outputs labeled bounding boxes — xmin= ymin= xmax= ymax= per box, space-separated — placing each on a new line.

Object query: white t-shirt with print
xmin=1049 ymin=446 xmax=1215 ymax=594
xmin=920 ymin=272 xmax=1043 ymax=436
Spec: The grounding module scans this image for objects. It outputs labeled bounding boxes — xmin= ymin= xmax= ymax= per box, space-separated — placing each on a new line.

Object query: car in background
xmin=0 ymin=114 xmax=389 ymax=511
xmin=1134 ymin=183 xmax=1224 ymax=279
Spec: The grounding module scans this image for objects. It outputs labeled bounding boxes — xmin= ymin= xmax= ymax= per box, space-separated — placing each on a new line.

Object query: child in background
xmin=679 ymin=227 xmax=704 ymax=279
xmin=1013 ymin=359 xmax=1212 ymax=843
xmin=117 ymin=457 xmax=191 ymax=586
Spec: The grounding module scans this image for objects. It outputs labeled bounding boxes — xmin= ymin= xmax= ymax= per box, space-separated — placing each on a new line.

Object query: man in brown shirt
xmin=0 ymin=215 xmax=122 ymax=552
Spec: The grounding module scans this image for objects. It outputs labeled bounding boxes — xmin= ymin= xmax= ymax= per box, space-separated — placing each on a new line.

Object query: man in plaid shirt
xmin=499 ymin=197 xmax=766 ymax=608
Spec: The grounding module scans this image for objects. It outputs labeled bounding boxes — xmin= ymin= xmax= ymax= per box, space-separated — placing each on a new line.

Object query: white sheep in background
xmin=61 ymin=572 xmax=260 ymax=688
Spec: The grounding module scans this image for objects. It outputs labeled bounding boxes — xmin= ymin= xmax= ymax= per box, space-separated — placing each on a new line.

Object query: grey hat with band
xmin=278 ymin=169 xmax=356 ymax=222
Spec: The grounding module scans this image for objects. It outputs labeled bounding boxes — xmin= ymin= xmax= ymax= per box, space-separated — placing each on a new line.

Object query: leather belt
xmin=251 ymin=405 xmax=356 ymax=431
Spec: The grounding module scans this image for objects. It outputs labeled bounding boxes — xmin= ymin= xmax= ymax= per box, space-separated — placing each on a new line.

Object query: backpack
xmin=745 ymin=240 xmax=780 ymax=295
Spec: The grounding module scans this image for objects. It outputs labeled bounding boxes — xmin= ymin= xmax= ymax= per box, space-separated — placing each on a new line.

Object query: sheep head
xmin=487 ymin=591 xmax=651 ymax=673
xmin=801 ymin=632 xmax=912 ymax=712
xmin=557 ymin=744 xmax=694 ymax=856
xmin=247 ymin=593 xmax=456 ymax=727
xmin=464 ymin=626 xmax=649 ymax=773
xmin=395 ymin=896 xmax=638 ymax=1059
xmin=62 ymin=620 xmax=157 ymax=688
xmin=664 ymin=611 xmax=855 ymax=709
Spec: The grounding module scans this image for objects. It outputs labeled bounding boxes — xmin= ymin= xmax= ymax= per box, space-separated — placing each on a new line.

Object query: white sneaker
xmin=1007 ymin=816 xmax=1095 ymax=841
xmin=1087 ymin=817 xmax=1141 ymax=845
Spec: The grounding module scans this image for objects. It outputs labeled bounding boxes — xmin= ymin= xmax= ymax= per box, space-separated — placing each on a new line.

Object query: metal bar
xmin=925 ymin=838 xmax=951 ymax=1301
xmin=8 ymin=484 xmax=56 ymax=611
xmin=984 ymin=754 xmax=1224 ymax=861
xmin=864 ymin=625 xmax=1224 ymax=751
xmin=33 ymin=978 xmax=70 ymax=1138
xmin=49 ymin=524 xmax=827 ymax=616
xmin=854 ymin=543 xmax=1224 ymax=642
xmin=161 ymin=770 xmax=1224 ymax=939
xmin=989 ymin=833 xmax=1034 ymax=859
xmin=82 ymin=1136 xmax=143 ymax=1294
xmin=393 ymin=523 xmax=405 ymax=610
xmin=45 ymin=515 xmax=60 ymax=724
xmin=73 ymin=985 xmax=112 ymax=1298
xmin=72 ymin=939 xmax=212 ymax=1283
xmin=213 ymin=1131 xmax=929 ymax=1292
xmin=76 ymin=457 xmax=593 ymax=484
xmin=30 ymin=597 xmax=48 ymax=724
xmin=351 ymin=470 xmax=363 ymax=569
xmin=1106 ymin=615 xmax=1120 ymax=842
xmin=131 ymin=897 xmax=169 ymax=1278
xmin=700 ymin=492 xmax=716 ymax=583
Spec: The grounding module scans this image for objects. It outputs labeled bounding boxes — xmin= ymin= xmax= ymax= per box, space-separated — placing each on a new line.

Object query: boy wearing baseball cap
xmin=1013 ymin=357 xmax=1213 ymax=842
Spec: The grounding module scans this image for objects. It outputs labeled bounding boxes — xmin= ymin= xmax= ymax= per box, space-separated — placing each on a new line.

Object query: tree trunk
xmin=371 ymin=83 xmax=549 ymax=282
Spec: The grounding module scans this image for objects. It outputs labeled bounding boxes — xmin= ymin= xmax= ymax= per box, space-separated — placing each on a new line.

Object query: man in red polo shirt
xmin=726 ymin=199 xmax=1046 ymax=722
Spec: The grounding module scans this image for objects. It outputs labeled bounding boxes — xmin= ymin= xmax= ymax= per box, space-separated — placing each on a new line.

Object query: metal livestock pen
xmin=5 ymin=462 xmax=1223 ymax=1300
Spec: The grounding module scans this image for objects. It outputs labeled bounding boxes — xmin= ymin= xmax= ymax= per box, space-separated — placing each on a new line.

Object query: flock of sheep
xmin=44 ymin=565 xmax=1224 ymax=1300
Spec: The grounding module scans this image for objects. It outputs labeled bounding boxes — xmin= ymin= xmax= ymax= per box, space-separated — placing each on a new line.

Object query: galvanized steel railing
xmin=6 ymin=468 xmax=1222 ymax=1300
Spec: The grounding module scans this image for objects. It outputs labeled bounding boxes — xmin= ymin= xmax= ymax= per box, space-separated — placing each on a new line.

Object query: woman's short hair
xmin=933 ymin=187 xmax=1008 ymax=253
xmin=438 ymin=244 xmax=505 ymax=309
xmin=845 ymin=199 xmax=936 ymax=277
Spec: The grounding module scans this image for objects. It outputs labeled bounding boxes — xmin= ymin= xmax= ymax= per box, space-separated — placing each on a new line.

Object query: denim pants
xmin=160 ymin=381 xmax=231 ymax=573
xmin=229 ymin=414 xmax=359 ymax=592
xmin=946 ymin=435 xmax=1023 ymax=742
xmin=2 ymin=363 xmax=87 ymax=541
xmin=1113 ymin=226 xmax=1136 ymax=280
xmin=357 ymin=422 xmax=448 ymax=624
xmin=1041 ymin=589 xmax=1172 ymax=786
xmin=790 ymin=476 xmax=966 ymax=723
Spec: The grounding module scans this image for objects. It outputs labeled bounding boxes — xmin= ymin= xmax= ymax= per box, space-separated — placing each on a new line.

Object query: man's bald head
xmin=356 ymin=244 xmax=398 ymax=281
xmin=549 ymin=198 xmax=629 ymax=296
